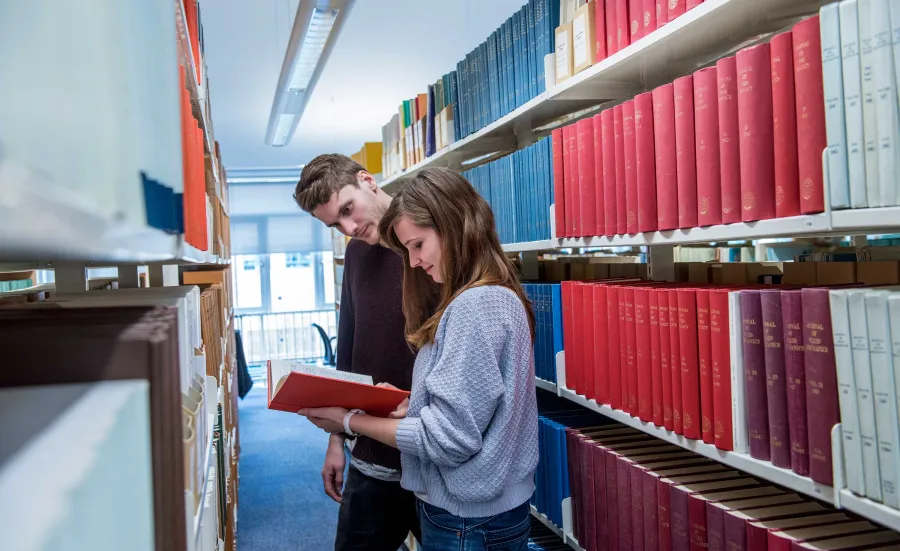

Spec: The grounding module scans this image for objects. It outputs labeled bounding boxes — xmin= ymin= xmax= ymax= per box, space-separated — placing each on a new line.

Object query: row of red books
xmin=594 ymin=0 xmax=707 ymax=62
xmin=561 ymin=280 xmax=839 ymax=486
xmin=552 ymin=15 xmax=826 ymax=238
xmin=565 ymin=423 xmax=899 ymax=551
xmin=180 ymin=71 xmax=209 ymax=251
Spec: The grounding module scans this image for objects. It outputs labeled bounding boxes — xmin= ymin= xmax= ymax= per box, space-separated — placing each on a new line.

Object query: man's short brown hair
xmin=293 ymin=154 xmax=367 ymax=213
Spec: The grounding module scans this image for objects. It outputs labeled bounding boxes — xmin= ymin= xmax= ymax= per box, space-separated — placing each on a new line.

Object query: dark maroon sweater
xmin=336 ymin=239 xmax=415 ymax=470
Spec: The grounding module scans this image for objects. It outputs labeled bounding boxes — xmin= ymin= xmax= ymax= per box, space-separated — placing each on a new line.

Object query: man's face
xmin=312 ymin=178 xmax=385 ymax=246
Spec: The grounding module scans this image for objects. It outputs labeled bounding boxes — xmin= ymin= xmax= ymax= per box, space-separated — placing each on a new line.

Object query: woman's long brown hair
xmin=378 ymin=167 xmax=536 ymax=349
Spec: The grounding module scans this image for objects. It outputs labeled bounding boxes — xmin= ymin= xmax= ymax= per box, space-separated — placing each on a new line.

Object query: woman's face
xmin=394 ymin=216 xmax=444 ymax=283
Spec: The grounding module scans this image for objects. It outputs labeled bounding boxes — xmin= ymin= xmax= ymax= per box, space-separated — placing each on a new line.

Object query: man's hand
xmin=298 ymin=406 xmax=348 ymax=433
xmin=322 ymin=434 xmax=346 ymax=503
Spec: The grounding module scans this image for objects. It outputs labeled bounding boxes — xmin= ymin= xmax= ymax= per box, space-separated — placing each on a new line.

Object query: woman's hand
xmin=376 ymin=382 xmax=409 ymax=420
xmin=298 ymin=406 xmax=348 ymax=434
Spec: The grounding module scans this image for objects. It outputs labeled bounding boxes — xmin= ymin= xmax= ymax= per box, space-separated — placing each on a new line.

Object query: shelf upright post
xmin=117 ymin=266 xmax=141 ymax=288
xmin=148 ymin=264 xmax=180 ymax=287
xmin=648 ymin=244 xmax=675 ymax=281
xmin=54 ymin=262 xmax=88 ymax=293
xmin=520 ymin=251 xmax=540 ymax=280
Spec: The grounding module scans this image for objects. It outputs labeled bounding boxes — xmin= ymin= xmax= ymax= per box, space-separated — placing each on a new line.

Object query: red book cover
xmin=563 ymin=281 xmax=577 ymax=393
xmin=630 ymin=0 xmax=643 ymax=41
xmin=742 ymin=290 xmax=771 ymax=461
xmin=653 ymin=83 xmax=678 ymax=231
xmin=552 ymin=128 xmax=567 ymax=238
xmin=717 ymin=56 xmax=742 ymax=224
xmin=623 ymin=100 xmax=639 ymax=234
xmin=672 ymin=479 xmax=762 ymax=551
xmin=618 ymin=287 xmax=630 ymax=412
xmin=762 ymin=513 xmax=859 ymax=551
xmin=725 ymin=503 xmax=829 ymax=551
xmin=581 ymin=439 xmax=597 ymax=549
xmin=668 ymin=0 xmax=685 ymax=23
xmin=572 ymin=282 xmax=585 ymax=394
xmin=591 ymin=445 xmax=609 ymax=551
xmin=669 ymin=289 xmax=684 ymax=434
xmin=607 ymin=447 xmax=622 ymax=551
xmin=568 ymin=431 xmax=584 ymax=543
xmin=771 ymin=31 xmax=801 ymax=218
xmin=569 ymin=124 xmax=584 ymax=234
xmin=737 ymin=43 xmax=776 ymax=222
xmin=687 ymin=0 xmax=704 ymax=8
xmin=582 ymin=283 xmax=597 ymax=401
xmin=674 ymin=75 xmax=698 ymax=228
xmin=594 ymin=284 xmax=611 ymax=405
xmin=801 ymin=288 xmax=840 ymax=485
xmin=617 ymin=0 xmax=630 ymax=52
xmin=593 ymin=114 xmax=606 ymax=237
xmin=761 ymin=289 xmax=792 ymax=469
xmin=696 ymin=289 xmax=715 ymax=444
xmin=710 ymin=290 xmax=734 ymax=451
xmin=618 ymin=459 xmax=635 ymax=551
xmin=659 ymin=476 xmax=674 ymax=551
xmin=659 ymin=289 xmax=675 ymax=431
xmin=563 ymin=125 xmax=578 ymax=237
xmin=636 ymin=288 xmax=653 ymax=422
xmin=644 ymin=0 xmax=658 ymax=37
xmin=678 ymin=289 xmax=702 ymax=440
xmin=782 ymin=289 xmax=810 ymax=476
xmin=650 ymin=289 xmax=664 ymax=426
xmin=792 ymin=16 xmax=826 ymax=214
xmin=694 ymin=67 xmax=722 ymax=227
xmin=602 ymin=109 xmax=618 ymax=236
xmin=626 ymin=287 xmax=639 ymax=415
xmin=630 ymin=461 xmax=646 ymax=551
xmin=607 ymin=0 xmax=619 ymax=56
xmin=595 ymin=0 xmax=608 ymax=62
xmin=578 ymin=118 xmax=598 ymax=238
xmin=635 ymin=91 xmax=658 ymax=233
xmin=615 ymin=105 xmax=628 ymax=235
xmin=609 ymin=285 xmax=624 ymax=410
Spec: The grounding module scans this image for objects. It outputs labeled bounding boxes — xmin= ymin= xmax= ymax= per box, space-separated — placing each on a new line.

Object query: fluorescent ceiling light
xmin=265 ymin=0 xmax=355 ymax=147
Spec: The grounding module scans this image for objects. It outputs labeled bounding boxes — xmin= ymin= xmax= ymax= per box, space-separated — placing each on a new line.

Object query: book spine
xmin=609 ymin=285 xmax=624 ymax=410
xmin=644 ymin=0 xmax=658 ymax=38
xmin=631 ymin=464 xmax=646 ymax=551
xmin=710 ymin=291 xmax=733 ymax=451
xmin=578 ymin=119 xmax=598 ymax=237
xmin=563 ymin=281 xmax=576 ymax=393
xmin=595 ymin=0 xmax=608 ymax=62
xmin=670 ymin=485 xmax=691 ymax=551
xmin=722 ymin=512 xmax=748 ymax=551
xmin=770 ymin=31 xmax=802 ymax=218
xmin=651 ymin=289 xmax=664 ymax=426
xmin=603 ymin=108 xmax=618 ymax=236
xmin=866 ymin=291 xmax=900 ymax=509
xmin=872 ymin=0 xmax=900 ymax=206
xmin=582 ymin=439 xmax=596 ymax=550
xmin=592 ymin=445 xmax=609 ymax=551
xmin=679 ymin=289 xmax=702 ymax=440
xmin=618 ymin=459 xmax=634 ymax=551
xmin=617 ymin=0 xmax=630 ymax=52
xmin=620 ymin=287 xmax=631 ymax=411
xmin=615 ymin=105 xmax=628 ymax=235
xmin=653 ymin=83 xmax=679 ymax=231
xmin=670 ymin=289 xmax=685 ymax=434
xmin=553 ymin=128 xmax=566 ymax=238
xmin=563 ymin=125 xmax=576 ymax=237
xmin=694 ymin=67 xmax=722 ymax=227
xmin=658 ymin=478 xmax=674 ymax=551
xmin=742 ymin=290 xmax=771 ymax=460
xmin=849 ymin=289 xmax=883 ymax=500
xmin=624 ymin=100 xmax=639 ymax=234
xmin=630 ymin=0 xmax=643 ymax=42
xmin=859 ymin=0 xmax=881 ymax=207
xmin=642 ymin=469 xmax=660 ymax=551
xmin=761 ymin=290 xmax=792 ymax=468
xmin=627 ymin=287 xmax=639 ymax=415
xmin=674 ymin=75 xmax=698 ymax=228
xmin=697 ymin=289 xmax=715 ymax=444
xmin=572 ymin=283 xmax=585 ymax=394
xmin=802 ymin=287 xmax=840 ymax=485
xmin=782 ymin=290 xmax=811 ymax=476
xmin=635 ymin=92 xmax=658 ymax=233
xmin=636 ymin=288 xmax=654 ymax=422
xmin=729 ymin=291 xmax=750 ymax=454
xmin=583 ymin=283 xmax=598 ymax=401
xmin=607 ymin=0 xmax=619 ymax=56
xmin=717 ymin=56 xmax=743 ymax=224
xmin=594 ymin=284 xmax=611 ymax=405
xmin=593 ymin=114 xmax=606 ymax=237
xmin=607 ymin=451 xmax=621 ymax=551
xmin=668 ymin=0 xmax=686 ymax=23
xmin=840 ymin=0 xmax=868 ymax=208
xmin=660 ymin=288 xmax=675 ymax=431
xmin=887 ymin=296 xmax=900 ymax=503
xmin=793 ymin=15 xmax=828 ymax=214
xmin=737 ymin=44 xmax=776 ymax=222
xmin=821 ymin=5 xmax=852 ymax=210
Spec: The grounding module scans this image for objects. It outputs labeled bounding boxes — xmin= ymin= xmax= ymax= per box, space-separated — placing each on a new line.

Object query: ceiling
xmin=202 ymin=0 xmax=529 ymax=172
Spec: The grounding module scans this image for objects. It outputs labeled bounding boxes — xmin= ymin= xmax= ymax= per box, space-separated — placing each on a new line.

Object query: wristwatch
xmin=343 ymin=409 xmax=365 ymax=438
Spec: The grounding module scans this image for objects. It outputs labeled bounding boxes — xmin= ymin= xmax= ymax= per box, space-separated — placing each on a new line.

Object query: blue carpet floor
xmin=237 ymin=386 xmax=340 ymax=551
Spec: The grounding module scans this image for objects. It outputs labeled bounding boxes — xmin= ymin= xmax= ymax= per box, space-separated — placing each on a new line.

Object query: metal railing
xmin=235 ymin=309 xmax=337 ymax=367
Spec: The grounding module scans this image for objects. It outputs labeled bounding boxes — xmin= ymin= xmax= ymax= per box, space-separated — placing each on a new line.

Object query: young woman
xmin=299 ymin=167 xmax=539 ymax=551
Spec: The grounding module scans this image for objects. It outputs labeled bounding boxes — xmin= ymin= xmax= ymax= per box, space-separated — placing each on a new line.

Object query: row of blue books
xmin=456 ymin=0 xmax=561 ymax=140
xmin=464 ymin=137 xmax=554 ymax=245
xmin=524 ymin=283 xmax=563 ymax=384
xmin=528 ymin=522 xmax=569 ymax=550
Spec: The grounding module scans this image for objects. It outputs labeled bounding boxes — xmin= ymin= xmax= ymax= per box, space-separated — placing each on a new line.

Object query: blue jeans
xmin=416 ymin=499 xmax=531 ymax=551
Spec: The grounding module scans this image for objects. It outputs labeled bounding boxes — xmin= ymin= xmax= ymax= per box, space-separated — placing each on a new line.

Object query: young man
xmin=294 ymin=154 xmax=419 ymax=551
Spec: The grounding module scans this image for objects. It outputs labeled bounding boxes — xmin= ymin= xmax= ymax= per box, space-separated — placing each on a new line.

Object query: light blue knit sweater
xmin=395 ymin=285 xmax=539 ymax=518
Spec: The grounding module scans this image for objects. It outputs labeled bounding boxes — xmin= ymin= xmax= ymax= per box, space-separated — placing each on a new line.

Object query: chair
xmin=311 ymin=323 xmax=336 ymax=366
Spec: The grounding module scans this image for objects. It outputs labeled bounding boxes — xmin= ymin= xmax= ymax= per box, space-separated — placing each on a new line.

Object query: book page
xmin=289 ymin=363 xmax=373 ymax=385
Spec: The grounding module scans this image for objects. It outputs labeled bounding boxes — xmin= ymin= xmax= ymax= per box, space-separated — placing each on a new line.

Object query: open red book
xmin=267 ymin=360 xmax=410 ymax=418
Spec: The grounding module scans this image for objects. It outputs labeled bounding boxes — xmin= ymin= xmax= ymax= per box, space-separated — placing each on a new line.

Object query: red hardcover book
xmin=742 ymin=290 xmax=771 ymax=461
xmin=669 ymin=289 xmax=684 ymax=434
xmin=737 ymin=44 xmax=776 ymax=222
xmin=617 ymin=0 xmax=630 ymax=52
xmin=644 ymin=0 xmax=657 ymax=37
xmin=771 ymin=31 xmax=801 ymax=219
xmin=696 ymin=288 xmax=715 ymax=444
xmin=678 ymin=289 xmax=702 ymax=440
xmin=578 ymin=119 xmax=598 ymax=238
xmin=630 ymin=460 xmax=647 ymax=551
xmin=607 ymin=0 xmax=619 ymax=56
xmin=650 ymin=289 xmax=664 ymax=426
xmin=689 ymin=491 xmax=801 ymax=551
xmin=608 ymin=285 xmax=624 ymax=410
xmin=623 ymin=100 xmax=639 ymax=234
xmin=687 ymin=0 xmax=704 ymax=8
xmin=704 ymin=492 xmax=806 ymax=551
xmin=620 ymin=286 xmax=631 ymax=411
xmin=668 ymin=0 xmax=685 ymax=23
xmin=583 ymin=283 xmax=597 ymax=400
xmin=572 ymin=282 xmax=585 ymax=394
xmin=569 ymin=124 xmax=584 ymax=234
xmin=792 ymin=16 xmax=826 ymax=214
xmin=709 ymin=290 xmax=734 ymax=451
xmin=761 ymin=289 xmax=792 ymax=469
xmin=782 ymin=289 xmax=810 ymax=476
xmin=591 ymin=445 xmax=609 ymax=551
xmin=671 ymin=478 xmax=762 ymax=551
xmin=674 ymin=75 xmax=698 ymax=228
xmin=566 ymin=429 xmax=584 ymax=542
xmin=626 ymin=287 xmax=639 ymax=415
xmin=717 ymin=56 xmax=742 ymax=224
xmin=552 ymin=128 xmax=567 ymax=238
xmin=618 ymin=458 xmax=635 ymax=551
xmin=801 ymin=288 xmax=840 ymax=485
xmin=563 ymin=281 xmax=577 ymax=392
xmin=594 ymin=284 xmax=611 ymax=405
xmin=636 ymin=288 xmax=653 ymax=421
xmin=694 ymin=67 xmax=722 ymax=227
xmin=593 ymin=114 xmax=606 ymax=237
xmin=724 ymin=502 xmax=829 ymax=551
xmin=635 ymin=92 xmax=658 ymax=233
xmin=602 ymin=109 xmax=618 ymax=236
xmin=563 ymin=125 xmax=577 ymax=237
xmin=630 ymin=0 xmax=643 ymax=41
xmin=659 ymin=289 xmax=675 ymax=431
xmin=654 ymin=83 xmax=679 ymax=230
xmin=580 ymin=438 xmax=597 ymax=549
xmin=595 ymin=0 xmax=608 ymax=62
xmin=615 ymin=105 xmax=628 ymax=235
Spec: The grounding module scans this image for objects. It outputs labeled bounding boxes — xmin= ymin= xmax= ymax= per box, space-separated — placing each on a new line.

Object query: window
xmin=234 ymin=254 xmax=264 ymax=311
xmin=232 ymin=251 xmax=334 ymax=314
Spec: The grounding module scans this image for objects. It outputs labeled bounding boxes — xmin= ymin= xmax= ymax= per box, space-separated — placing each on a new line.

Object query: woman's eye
xmin=414 ymin=243 xmax=422 ymax=250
